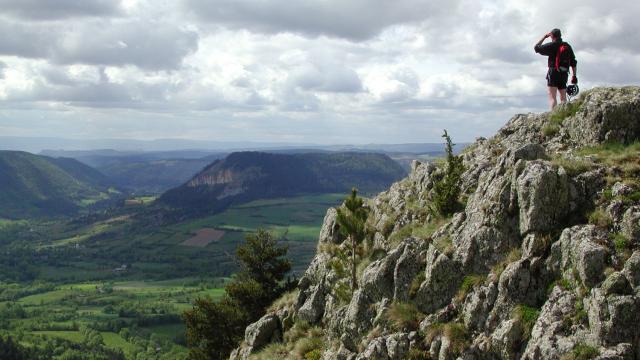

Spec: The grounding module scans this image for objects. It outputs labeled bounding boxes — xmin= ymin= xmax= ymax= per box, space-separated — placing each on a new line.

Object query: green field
xmin=2 ymin=278 xmax=224 ymax=359
xmin=0 ymin=193 xmax=344 ymax=358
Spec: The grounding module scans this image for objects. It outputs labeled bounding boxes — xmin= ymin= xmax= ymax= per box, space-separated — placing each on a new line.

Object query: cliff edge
xmin=231 ymin=86 xmax=640 ymax=360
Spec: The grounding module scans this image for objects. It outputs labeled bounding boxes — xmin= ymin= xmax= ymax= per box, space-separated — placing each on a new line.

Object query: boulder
xmin=600 ymin=272 xmax=633 ymax=296
xmin=621 ymin=206 xmax=640 ymax=244
xmin=516 ymin=160 xmax=570 ymax=235
xmin=297 ymin=281 xmax=326 ymax=324
xmin=385 ymin=333 xmax=409 ymax=360
xmin=244 ymin=314 xmax=281 ymax=352
xmin=414 ymin=246 xmax=462 ymax=314
xmin=563 ymin=87 xmax=640 ymax=146
xmin=559 ymin=225 xmax=608 ymax=288
xmin=586 ymin=289 xmax=640 ymax=347
xmin=522 ymin=287 xmax=579 ymax=359
xmin=622 ymin=251 xmax=640 ymax=288
xmin=491 ymin=319 xmax=523 ymax=360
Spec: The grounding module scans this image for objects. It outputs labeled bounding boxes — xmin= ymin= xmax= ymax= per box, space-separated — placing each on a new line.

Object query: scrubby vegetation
xmin=513 ymin=305 xmax=541 ymax=339
xmin=336 ymin=189 xmax=369 ymax=290
xmin=431 ymin=130 xmax=465 ymax=217
xmin=183 ymin=229 xmax=293 ymax=360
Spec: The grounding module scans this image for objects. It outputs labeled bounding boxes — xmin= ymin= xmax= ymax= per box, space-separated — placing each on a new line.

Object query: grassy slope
xmin=0 ymin=151 xmax=119 ymax=219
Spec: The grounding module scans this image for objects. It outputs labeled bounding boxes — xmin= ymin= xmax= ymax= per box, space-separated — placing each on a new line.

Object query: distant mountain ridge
xmin=159 ymin=151 xmax=406 ymax=214
xmin=0 ymin=151 xmax=121 ymax=219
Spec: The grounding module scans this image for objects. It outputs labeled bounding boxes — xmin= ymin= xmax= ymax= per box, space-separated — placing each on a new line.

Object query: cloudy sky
xmin=0 ymin=0 xmax=638 ymax=146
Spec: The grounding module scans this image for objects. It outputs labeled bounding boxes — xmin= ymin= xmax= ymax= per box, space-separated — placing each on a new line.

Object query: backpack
xmin=555 ymin=42 xmax=573 ymax=72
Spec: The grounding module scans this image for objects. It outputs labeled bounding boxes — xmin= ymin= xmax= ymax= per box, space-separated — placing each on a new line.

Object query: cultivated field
xmin=181 ymin=228 xmax=225 ymax=247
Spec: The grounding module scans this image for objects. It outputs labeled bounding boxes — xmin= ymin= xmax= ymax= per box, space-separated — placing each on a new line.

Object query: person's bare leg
xmin=559 ymin=89 xmax=567 ymax=104
xmin=548 ymin=87 xmax=558 ymax=109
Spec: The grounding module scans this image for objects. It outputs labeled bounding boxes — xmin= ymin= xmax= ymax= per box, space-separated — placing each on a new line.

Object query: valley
xmin=0 ymin=193 xmax=344 ymax=359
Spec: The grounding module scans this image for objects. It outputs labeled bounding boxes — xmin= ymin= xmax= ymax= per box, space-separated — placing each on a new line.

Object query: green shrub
xmin=611 ymin=233 xmax=629 ymax=252
xmin=587 ymin=209 xmax=612 ymax=228
xmin=513 ymin=304 xmax=540 ymax=339
xmin=305 ymin=349 xmax=323 ymax=360
xmin=561 ymin=343 xmax=600 ymax=360
xmin=542 ymin=124 xmax=560 ymax=137
xmin=294 ymin=336 xmax=323 ymax=359
xmin=387 ymin=302 xmax=423 ymax=331
xmin=432 ymin=130 xmax=465 ymax=217
xmin=444 ymin=323 xmax=469 ymax=355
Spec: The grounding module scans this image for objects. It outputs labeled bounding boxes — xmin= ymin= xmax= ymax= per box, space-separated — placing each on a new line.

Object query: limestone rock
xmin=244 ymin=314 xmax=281 ymax=352
xmin=491 ymin=319 xmax=523 ymax=360
xmin=414 ymin=246 xmax=462 ymax=314
xmin=621 ymin=206 xmax=640 ymax=243
xmin=522 ymin=287 xmax=578 ymax=359
xmin=563 ymin=87 xmax=640 ymax=145
xmin=516 ymin=160 xmax=570 ymax=235
xmin=559 ymin=225 xmax=608 ymax=288
xmin=622 ymin=251 xmax=640 ymax=288
xmin=586 ymin=289 xmax=640 ymax=347
xmin=601 ymin=272 xmax=633 ymax=296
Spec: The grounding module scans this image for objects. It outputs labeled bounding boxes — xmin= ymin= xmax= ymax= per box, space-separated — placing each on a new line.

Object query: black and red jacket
xmin=534 ymin=39 xmax=577 ymax=69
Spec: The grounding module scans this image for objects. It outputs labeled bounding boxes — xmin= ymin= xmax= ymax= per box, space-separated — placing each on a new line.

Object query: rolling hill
xmin=0 ymin=151 xmax=121 ymax=219
xmin=159 ymin=151 xmax=406 ymax=214
xmin=40 ymin=150 xmax=226 ymax=194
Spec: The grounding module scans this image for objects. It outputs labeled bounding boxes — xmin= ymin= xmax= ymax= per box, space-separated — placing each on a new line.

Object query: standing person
xmin=534 ymin=28 xmax=578 ymax=109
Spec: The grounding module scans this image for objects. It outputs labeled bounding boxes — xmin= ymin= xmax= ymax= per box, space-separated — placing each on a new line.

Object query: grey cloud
xmin=288 ymin=65 xmax=363 ymax=93
xmin=0 ymin=20 xmax=54 ymax=58
xmin=51 ymin=20 xmax=199 ymax=70
xmin=182 ymin=0 xmax=460 ymax=41
xmin=0 ymin=61 xmax=5 ymax=79
xmin=0 ymin=0 xmax=123 ymax=20
xmin=0 ymin=19 xmax=199 ymax=70
xmin=5 ymin=67 xmax=174 ymax=109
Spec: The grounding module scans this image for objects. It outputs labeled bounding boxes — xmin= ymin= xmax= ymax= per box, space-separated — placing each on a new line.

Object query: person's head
xmin=550 ymin=28 xmax=562 ymax=41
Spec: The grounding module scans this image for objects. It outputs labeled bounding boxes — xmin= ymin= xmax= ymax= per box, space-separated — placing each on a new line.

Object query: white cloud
xmin=1 ymin=0 xmax=639 ymax=145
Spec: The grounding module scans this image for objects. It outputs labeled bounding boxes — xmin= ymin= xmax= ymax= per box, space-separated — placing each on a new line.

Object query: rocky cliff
xmin=231 ymin=87 xmax=640 ymax=360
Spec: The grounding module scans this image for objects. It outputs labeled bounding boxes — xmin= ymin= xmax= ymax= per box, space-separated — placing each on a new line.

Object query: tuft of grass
xmin=550 ymin=99 xmax=583 ymax=123
xmin=253 ymin=343 xmax=289 ymax=359
xmin=547 ymin=277 xmax=574 ymax=294
xmin=386 ymin=302 xmax=423 ymax=332
xmin=409 ymin=271 xmax=426 ymax=299
xmin=611 ymin=233 xmax=629 ymax=252
xmin=304 ymin=349 xmax=322 ymax=360
xmin=433 ymin=236 xmax=454 ymax=257
xmin=268 ymin=289 xmax=299 ymax=312
xmin=294 ymin=337 xmax=324 ymax=359
xmin=424 ymin=322 xmax=469 ymax=355
xmin=552 ymin=157 xmax=595 ymax=177
xmin=513 ymin=305 xmax=540 ymax=339
xmin=332 ymin=280 xmax=352 ymax=306
xmin=587 ymin=209 xmax=612 ymax=228
xmin=560 ymin=343 xmax=600 ymax=360
xmin=491 ymin=248 xmax=522 ymax=277
xmin=455 ymin=274 xmax=486 ymax=303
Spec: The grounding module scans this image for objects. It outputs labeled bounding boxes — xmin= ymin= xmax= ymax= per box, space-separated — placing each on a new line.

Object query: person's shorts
xmin=546 ymin=69 xmax=569 ymax=90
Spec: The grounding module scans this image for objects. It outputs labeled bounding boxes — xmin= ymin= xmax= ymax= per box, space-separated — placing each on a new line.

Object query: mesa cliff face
xmin=231 ymin=87 xmax=640 ymax=360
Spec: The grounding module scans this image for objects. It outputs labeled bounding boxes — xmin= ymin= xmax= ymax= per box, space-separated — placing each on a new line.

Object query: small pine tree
xmin=432 ymin=130 xmax=465 ymax=216
xmin=336 ymin=188 xmax=369 ymax=290
xmin=184 ymin=229 xmax=292 ymax=360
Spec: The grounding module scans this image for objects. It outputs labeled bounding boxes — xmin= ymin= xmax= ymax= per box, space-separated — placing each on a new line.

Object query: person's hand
xmin=544 ymin=33 xmax=551 ymax=38
xmin=571 ymin=76 xmax=578 ymax=84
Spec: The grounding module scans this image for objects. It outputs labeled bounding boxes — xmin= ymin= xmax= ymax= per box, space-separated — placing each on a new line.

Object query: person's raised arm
xmin=534 ymin=33 xmax=551 ymax=52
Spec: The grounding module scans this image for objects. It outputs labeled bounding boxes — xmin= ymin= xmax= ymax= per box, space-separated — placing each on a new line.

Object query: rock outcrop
xmin=232 ymin=87 xmax=640 ymax=360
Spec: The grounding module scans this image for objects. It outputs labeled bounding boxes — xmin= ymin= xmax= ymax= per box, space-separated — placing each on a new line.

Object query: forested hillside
xmin=160 ymin=151 xmax=406 ymax=215
xmin=0 ymin=151 xmax=121 ymax=219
